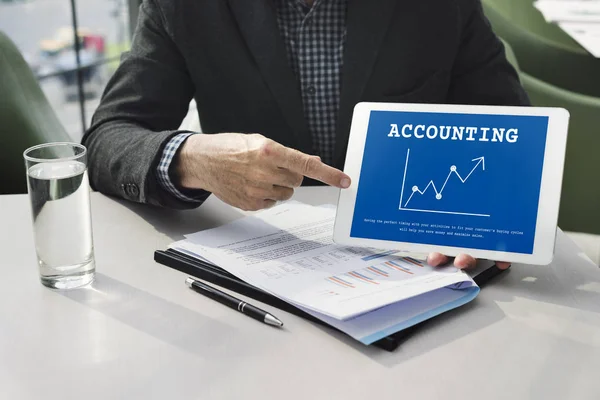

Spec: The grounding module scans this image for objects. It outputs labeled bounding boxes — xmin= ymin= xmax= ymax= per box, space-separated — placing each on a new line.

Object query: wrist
xmin=172 ymin=133 xmax=209 ymax=191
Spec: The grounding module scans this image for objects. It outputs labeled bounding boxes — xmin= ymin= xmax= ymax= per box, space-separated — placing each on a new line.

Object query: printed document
xmin=171 ymin=203 xmax=478 ymax=329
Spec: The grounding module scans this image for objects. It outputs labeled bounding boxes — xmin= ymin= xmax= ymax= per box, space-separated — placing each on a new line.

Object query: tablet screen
xmin=350 ymin=110 xmax=549 ymax=255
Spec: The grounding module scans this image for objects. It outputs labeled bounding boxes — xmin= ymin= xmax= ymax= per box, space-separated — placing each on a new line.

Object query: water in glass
xmin=27 ymin=159 xmax=95 ymax=289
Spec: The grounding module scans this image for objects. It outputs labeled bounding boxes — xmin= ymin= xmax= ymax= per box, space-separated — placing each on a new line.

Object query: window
xmin=1 ymin=0 xmax=136 ymax=141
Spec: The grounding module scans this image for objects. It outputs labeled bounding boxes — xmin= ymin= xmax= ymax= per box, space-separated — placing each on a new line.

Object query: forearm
xmin=82 ymin=0 xmax=203 ymax=209
xmin=83 ymin=119 xmax=203 ymax=209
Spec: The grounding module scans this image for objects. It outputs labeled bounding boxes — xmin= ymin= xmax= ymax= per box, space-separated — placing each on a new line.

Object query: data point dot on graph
xmin=412 ymin=186 xmax=419 ymax=192
xmin=436 ymin=194 xmax=442 ymax=200
xmin=450 ymin=165 xmax=457 ymax=172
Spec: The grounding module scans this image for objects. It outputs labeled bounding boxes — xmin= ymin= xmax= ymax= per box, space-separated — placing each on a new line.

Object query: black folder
xmin=154 ymin=248 xmax=506 ymax=351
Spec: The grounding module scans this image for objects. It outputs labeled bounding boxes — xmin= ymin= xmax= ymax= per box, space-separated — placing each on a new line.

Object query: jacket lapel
xmin=334 ymin=0 xmax=397 ymax=167
xmin=228 ymin=0 xmax=312 ymax=154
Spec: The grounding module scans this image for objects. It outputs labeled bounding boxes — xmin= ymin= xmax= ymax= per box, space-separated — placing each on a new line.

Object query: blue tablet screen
xmin=350 ymin=110 xmax=549 ymax=254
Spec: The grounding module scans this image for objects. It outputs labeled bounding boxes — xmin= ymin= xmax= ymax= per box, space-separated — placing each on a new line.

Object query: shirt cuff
xmin=157 ymin=133 xmax=205 ymax=202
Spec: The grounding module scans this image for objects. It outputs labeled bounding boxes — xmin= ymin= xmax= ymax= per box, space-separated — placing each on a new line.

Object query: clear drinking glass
xmin=23 ymin=143 xmax=95 ymax=289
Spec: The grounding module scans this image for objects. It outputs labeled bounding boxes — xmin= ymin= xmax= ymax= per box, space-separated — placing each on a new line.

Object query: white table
xmin=1 ymin=188 xmax=600 ymax=400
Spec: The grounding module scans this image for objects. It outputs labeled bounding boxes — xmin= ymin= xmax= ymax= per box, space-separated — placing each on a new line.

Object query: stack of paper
xmin=171 ymin=202 xmax=480 ymax=344
xmin=534 ymin=0 xmax=600 ymax=57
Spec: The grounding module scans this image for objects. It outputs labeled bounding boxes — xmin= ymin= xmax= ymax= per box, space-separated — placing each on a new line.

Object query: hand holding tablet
xmin=427 ymin=252 xmax=511 ymax=270
xmin=334 ymin=102 xmax=569 ymax=266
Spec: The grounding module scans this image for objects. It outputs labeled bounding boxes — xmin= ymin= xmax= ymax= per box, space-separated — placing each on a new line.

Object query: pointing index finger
xmin=277 ymin=147 xmax=351 ymax=188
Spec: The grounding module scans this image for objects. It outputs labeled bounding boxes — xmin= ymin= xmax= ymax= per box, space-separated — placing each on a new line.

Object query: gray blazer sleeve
xmin=449 ymin=0 xmax=530 ymax=106
xmin=82 ymin=0 xmax=201 ymax=209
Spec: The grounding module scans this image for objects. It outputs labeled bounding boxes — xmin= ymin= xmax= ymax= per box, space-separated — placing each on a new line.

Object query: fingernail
xmin=340 ymin=177 xmax=351 ymax=188
xmin=427 ymin=253 xmax=442 ymax=266
xmin=497 ymin=262 xmax=512 ymax=270
xmin=455 ymin=255 xmax=475 ymax=269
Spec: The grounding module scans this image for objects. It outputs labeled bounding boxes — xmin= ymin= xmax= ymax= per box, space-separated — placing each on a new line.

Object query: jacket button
xmin=129 ymin=184 xmax=140 ymax=197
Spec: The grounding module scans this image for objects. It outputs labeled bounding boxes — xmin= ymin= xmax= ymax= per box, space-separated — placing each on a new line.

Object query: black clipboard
xmin=154 ymin=248 xmax=507 ymax=351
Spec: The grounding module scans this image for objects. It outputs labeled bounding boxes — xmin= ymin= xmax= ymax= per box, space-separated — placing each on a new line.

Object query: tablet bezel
xmin=333 ymin=102 xmax=570 ymax=265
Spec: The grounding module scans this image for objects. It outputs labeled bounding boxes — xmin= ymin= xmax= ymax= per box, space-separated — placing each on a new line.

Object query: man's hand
xmin=427 ymin=252 xmax=511 ymax=270
xmin=174 ymin=133 xmax=351 ymax=211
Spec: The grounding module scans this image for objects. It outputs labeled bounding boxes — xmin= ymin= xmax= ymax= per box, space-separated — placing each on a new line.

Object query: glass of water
xmin=23 ymin=143 xmax=95 ymax=289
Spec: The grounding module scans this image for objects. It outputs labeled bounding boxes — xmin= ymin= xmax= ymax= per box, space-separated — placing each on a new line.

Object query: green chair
xmin=486 ymin=0 xmax=582 ymax=50
xmin=503 ymin=39 xmax=600 ymax=235
xmin=500 ymin=37 xmax=520 ymax=71
xmin=0 ymin=31 xmax=71 ymax=195
xmin=483 ymin=0 xmax=600 ymax=98
xmin=523 ymin=74 xmax=600 ymax=234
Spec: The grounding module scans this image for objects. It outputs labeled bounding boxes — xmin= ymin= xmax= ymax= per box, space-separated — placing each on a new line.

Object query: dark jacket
xmin=83 ymin=0 xmax=529 ymax=209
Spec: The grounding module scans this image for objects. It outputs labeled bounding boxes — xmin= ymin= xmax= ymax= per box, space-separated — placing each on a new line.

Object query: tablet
xmin=334 ymin=102 xmax=570 ymax=265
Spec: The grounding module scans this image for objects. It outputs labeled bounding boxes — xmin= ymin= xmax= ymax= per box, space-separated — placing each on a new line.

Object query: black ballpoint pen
xmin=185 ymin=277 xmax=284 ymax=327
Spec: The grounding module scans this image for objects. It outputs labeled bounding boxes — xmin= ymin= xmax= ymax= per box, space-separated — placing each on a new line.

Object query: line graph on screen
xmin=399 ymin=149 xmax=490 ymax=217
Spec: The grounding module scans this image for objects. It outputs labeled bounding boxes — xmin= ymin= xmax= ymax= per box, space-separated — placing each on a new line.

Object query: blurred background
xmin=1 ymin=0 xmax=136 ymax=141
xmin=2 ymin=0 xmax=600 ymax=262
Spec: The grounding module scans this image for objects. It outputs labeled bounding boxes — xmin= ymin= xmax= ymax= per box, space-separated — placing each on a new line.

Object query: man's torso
xmin=155 ymin=0 xmax=463 ymax=168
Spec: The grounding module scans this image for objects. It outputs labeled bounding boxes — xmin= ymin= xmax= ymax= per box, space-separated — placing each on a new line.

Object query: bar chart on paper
xmin=326 ymin=256 xmax=427 ymax=290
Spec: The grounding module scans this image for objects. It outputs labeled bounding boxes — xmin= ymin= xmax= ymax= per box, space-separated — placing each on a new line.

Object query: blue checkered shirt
xmin=157 ymin=0 xmax=347 ymax=201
